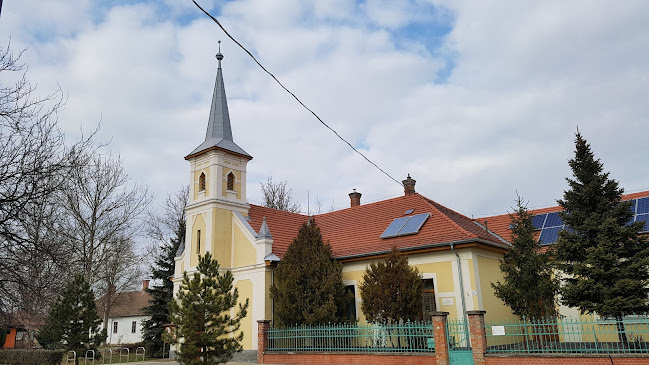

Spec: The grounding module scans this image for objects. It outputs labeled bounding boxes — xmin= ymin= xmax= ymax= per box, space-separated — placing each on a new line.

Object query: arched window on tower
xmin=227 ymin=172 xmax=235 ymax=191
xmin=199 ymin=172 xmax=206 ymax=191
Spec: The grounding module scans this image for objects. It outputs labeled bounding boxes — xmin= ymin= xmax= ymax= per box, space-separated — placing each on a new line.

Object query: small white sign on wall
xmin=441 ymin=297 xmax=454 ymax=306
xmin=491 ymin=326 xmax=506 ymax=336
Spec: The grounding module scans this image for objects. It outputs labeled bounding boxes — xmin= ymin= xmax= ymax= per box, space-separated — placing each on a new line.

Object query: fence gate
xmin=446 ymin=319 xmax=473 ymax=365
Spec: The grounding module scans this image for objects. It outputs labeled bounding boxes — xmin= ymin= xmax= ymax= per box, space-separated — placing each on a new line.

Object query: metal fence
xmin=485 ymin=315 xmax=649 ymax=354
xmin=267 ymin=321 xmax=435 ymax=353
xmin=446 ymin=319 xmax=471 ymax=351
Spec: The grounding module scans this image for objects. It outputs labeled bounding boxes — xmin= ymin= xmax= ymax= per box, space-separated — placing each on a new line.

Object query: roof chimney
xmin=403 ymin=174 xmax=416 ymax=195
xmin=349 ymin=189 xmax=362 ymax=207
xmin=142 ymin=279 xmax=150 ymax=291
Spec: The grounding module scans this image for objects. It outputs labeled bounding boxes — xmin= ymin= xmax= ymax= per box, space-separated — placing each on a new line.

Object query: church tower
xmin=182 ymin=47 xmax=253 ymax=268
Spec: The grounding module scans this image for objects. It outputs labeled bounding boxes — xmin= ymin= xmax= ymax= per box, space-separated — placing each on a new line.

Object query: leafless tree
xmin=0 ymin=42 xmax=93 ymax=320
xmin=58 ymin=151 xmax=151 ymax=330
xmin=260 ymin=177 xmax=301 ymax=213
xmin=147 ymin=185 xmax=189 ymax=247
xmin=311 ymin=196 xmax=337 ymax=215
xmin=59 ymin=152 xmax=150 ymax=283
xmin=95 ymin=235 xmax=144 ymax=329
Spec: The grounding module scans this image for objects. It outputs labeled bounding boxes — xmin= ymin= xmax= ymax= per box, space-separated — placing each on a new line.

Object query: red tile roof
xmin=247 ymin=193 xmax=509 ymax=260
xmin=97 ymin=291 xmax=151 ymax=318
xmin=478 ymin=190 xmax=649 ymax=242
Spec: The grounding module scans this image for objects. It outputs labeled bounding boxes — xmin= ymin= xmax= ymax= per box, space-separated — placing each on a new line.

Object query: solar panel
xmin=539 ymin=226 xmax=562 ymax=245
xmin=544 ymin=212 xmax=563 ymax=228
xmin=636 ymin=214 xmax=649 ymax=232
xmin=404 ymin=209 xmax=414 ymax=215
xmin=398 ymin=213 xmax=430 ymax=236
xmin=531 ymin=214 xmax=546 ymax=230
xmin=637 ymin=198 xmax=649 ymax=214
xmin=380 ymin=217 xmax=410 ymax=238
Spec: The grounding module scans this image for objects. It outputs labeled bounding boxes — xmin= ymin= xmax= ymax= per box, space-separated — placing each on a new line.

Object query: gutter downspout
xmin=450 ymin=242 xmax=468 ymax=322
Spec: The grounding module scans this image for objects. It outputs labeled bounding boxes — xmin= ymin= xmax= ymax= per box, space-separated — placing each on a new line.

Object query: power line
xmin=191 ymin=0 xmax=404 ymax=188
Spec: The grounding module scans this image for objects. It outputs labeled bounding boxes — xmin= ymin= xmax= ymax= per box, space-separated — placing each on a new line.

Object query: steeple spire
xmin=186 ymin=42 xmax=251 ymax=160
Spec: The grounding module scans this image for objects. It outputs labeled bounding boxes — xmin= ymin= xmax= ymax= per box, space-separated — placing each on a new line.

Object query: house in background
xmin=172 ymin=50 xmax=523 ymax=352
xmin=97 ymin=280 xmax=151 ymax=346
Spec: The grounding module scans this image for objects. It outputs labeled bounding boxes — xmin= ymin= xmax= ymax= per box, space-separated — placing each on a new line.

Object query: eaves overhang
xmin=334 ymin=238 xmax=510 ymax=263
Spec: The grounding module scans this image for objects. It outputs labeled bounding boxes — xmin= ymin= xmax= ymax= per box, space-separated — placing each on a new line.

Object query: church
xmin=172 ymin=50 xmax=649 ymax=351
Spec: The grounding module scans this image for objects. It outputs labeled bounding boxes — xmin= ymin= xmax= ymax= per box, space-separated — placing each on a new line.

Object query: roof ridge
xmin=313 ymin=194 xmax=415 ymax=217
xmin=249 ymin=203 xmax=309 ymax=218
xmin=418 ymin=195 xmax=478 ymax=240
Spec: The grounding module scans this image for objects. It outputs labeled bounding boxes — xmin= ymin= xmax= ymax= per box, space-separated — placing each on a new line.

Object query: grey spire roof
xmin=186 ymin=50 xmax=251 ymax=159
xmin=257 ymin=217 xmax=273 ymax=240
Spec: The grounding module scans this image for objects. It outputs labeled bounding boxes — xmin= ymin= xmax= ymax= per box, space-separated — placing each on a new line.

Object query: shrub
xmin=0 ymin=349 xmax=65 ymax=365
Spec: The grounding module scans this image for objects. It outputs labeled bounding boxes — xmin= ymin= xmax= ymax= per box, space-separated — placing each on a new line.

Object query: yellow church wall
xmin=232 ymin=223 xmax=256 ymax=268
xmin=477 ymin=255 xmax=516 ymax=323
xmin=412 ymin=260 xmax=459 ymax=319
xmin=211 ymin=208 xmax=232 ymax=267
xmin=467 ymin=258 xmax=479 ymax=309
xmin=221 ymin=169 xmax=242 ymax=200
xmin=234 ymin=279 xmax=253 ymax=350
xmin=193 ymin=168 xmax=209 ymax=200
xmin=413 ymin=261 xmax=455 ymax=292
xmin=341 ymin=258 xmax=460 ymax=322
xmin=341 ymin=268 xmax=369 ymax=323
xmin=190 ymin=214 xmax=206 ymax=267
xmin=265 ymin=271 xmax=273 ymax=320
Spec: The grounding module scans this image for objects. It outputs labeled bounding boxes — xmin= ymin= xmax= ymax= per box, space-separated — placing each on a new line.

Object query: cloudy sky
xmin=2 ymin=0 xmax=648 ymax=218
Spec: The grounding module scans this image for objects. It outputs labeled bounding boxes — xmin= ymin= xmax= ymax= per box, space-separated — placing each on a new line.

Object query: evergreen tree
xmin=491 ymin=195 xmax=559 ymax=319
xmin=36 ymin=275 xmax=105 ymax=360
xmin=142 ymin=187 xmax=188 ymax=357
xmin=270 ymin=219 xmax=348 ymax=326
xmin=168 ymin=252 xmax=249 ymax=365
xmin=359 ymin=247 xmax=423 ymax=323
xmin=555 ymin=132 xmax=649 ymax=345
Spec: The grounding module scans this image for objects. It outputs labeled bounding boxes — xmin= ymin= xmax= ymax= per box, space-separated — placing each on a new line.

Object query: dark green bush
xmin=0 ymin=349 xmax=65 ymax=365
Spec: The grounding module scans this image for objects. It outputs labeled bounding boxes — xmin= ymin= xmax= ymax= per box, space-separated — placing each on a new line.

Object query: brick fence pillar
xmin=431 ymin=311 xmax=450 ymax=365
xmin=467 ymin=310 xmax=487 ymax=365
xmin=257 ymin=320 xmax=271 ymax=364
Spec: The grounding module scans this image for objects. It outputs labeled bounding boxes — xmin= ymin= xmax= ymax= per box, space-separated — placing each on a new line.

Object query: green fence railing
xmin=446 ymin=319 xmax=471 ymax=351
xmin=267 ymin=321 xmax=435 ymax=353
xmin=485 ymin=315 xmax=649 ymax=354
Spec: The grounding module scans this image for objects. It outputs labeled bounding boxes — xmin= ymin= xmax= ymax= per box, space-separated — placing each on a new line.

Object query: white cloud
xmin=2 ymin=0 xmax=649 ymax=220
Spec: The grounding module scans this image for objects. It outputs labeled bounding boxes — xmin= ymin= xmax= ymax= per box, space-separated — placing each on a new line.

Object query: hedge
xmin=0 ymin=349 xmax=65 ymax=365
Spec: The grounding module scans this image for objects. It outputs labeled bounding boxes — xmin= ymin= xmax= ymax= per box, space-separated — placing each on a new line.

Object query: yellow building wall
xmin=413 ymin=261 xmax=458 ymax=319
xmin=235 ymin=279 xmax=253 ymax=350
xmin=211 ymin=208 xmax=232 ymax=267
xmin=342 ymin=259 xmax=459 ymax=322
xmin=467 ymin=258 xmax=479 ymax=309
xmin=477 ymin=255 xmax=516 ymax=323
xmin=341 ymin=269 xmax=368 ymax=323
xmin=232 ymin=224 xmax=256 ymax=268
xmin=193 ymin=168 xmax=209 ymax=200
xmin=190 ymin=214 xmax=206 ymax=267
xmin=221 ymin=169 xmax=242 ymax=200
xmin=265 ymin=271 xmax=273 ymax=320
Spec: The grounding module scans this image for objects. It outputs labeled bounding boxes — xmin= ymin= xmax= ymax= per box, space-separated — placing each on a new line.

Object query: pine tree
xmin=359 ymin=247 xmax=423 ymax=323
xmin=142 ymin=186 xmax=187 ymax=357
xmin=141 ymin=236 xmax=183 ymax=357
xmin=270 ymin=219 xmax=348 ymax=326
xmin=491 ymin=195 xmax=559 ymax=319
xmin=168 ymin=252 xmax=249 ymax=365
xmin=555 ymin=132 xmax=649 ymax=345
xmin=36 ymin=275 xmax=105 ymax=361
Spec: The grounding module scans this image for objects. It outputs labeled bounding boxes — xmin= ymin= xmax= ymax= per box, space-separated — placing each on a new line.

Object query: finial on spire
xmin=216 ymin=40 xmax=223 ymax=67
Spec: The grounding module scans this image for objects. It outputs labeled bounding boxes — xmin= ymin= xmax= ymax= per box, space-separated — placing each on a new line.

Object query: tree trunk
xmin=615 ymin=314 xmax=629 ymax=349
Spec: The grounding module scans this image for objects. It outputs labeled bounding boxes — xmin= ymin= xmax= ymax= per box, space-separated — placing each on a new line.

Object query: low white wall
xmin=99 ymin=315 xmax=150 ymax=345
